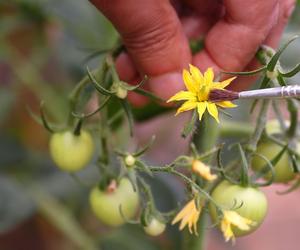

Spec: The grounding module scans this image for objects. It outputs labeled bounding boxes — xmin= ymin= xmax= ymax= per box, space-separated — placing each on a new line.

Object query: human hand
xmin=90 ymin=0 xmax=295 ymax=106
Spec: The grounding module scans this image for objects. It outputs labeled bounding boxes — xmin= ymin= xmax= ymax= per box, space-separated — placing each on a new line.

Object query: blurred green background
xmin=0 ymin=1 xmax=300 ymax=250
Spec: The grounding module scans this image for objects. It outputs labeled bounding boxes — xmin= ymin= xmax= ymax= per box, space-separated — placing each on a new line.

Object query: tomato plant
xmin=89 ymin=178 xmax=139 ymax=226
xmin=210 ymin=181 xmax=268 ymax=237
xmin=49 ymin=130 xmax=94 ymax=172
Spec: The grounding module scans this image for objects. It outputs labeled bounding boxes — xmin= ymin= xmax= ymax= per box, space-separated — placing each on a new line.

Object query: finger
xmin=90 ymin=0 xmax=191 ymax=100
xmin=263 ymin=0 xmax=295 ymax=48
xmin=193 ymin=0 xmax=280 ymax=74
xmin=180 ymin=0 xmax=224 ymax=39
xmin=115 ymin=52 xmax=137 ymax=82
xmin=227 ymin=0 xmax=296 ymax=91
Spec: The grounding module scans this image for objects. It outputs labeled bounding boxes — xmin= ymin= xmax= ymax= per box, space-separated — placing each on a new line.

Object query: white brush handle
xmin=239 ymin=85 xmax=300 ymax=99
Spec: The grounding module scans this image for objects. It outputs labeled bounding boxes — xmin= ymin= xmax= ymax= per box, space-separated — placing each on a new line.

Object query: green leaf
xmin=280 ymin=63 xmax=300 ymax=78
xmin=40 ymin=101 xmax=55 ymax=133
xmin=133 ymin=135 xmax=156 ymax=157
xmin=120 ymin=99 xmax=134 ymax=137
xmin=277 ymin=178 xmax=300 ymax=195
xmin=276 ymin=73 xmax=287 ymax=86
xmin=221 ymin=66 xmax=266 ymax=76
xmin=72 ymin=95 xmax=111 ymax=119
xmin=120 ymin=75 xmax=148 ymax=91
xmin=267 ymin=35 xmax=299 ymax=71
xmin=133 ymin=88 xmax=164 ymax=102
xmin=86 ymin=66 xmax=114 ymax=96
xmin=252 ymin=145 xmax=288 ymax=186
xmin=259 ymin=75 xmax=271 ymax=89
xmin=286 ymin=99 xmax=298 ymax=137
xmin=289 ymin=153 xmax=300 ymax=173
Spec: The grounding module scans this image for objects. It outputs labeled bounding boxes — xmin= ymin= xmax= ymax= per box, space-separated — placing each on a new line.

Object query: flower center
xmin=197 ymin=86 xmax=210 ymax=102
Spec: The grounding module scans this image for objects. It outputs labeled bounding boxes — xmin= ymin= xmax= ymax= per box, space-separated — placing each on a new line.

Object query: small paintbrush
xmin=209 ymin=85 xmax=300 ymax=103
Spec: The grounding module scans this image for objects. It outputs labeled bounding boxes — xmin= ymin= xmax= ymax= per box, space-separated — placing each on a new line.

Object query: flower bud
xmin=143 ymin=217 xmax=166 ymax=236
xmin=116 ymin=86 xmax=128 ymax=99
xmin=125 ymin=154 xmax=136 ymax=167
xmin=192 ymin=160 xmax=217 ymax=181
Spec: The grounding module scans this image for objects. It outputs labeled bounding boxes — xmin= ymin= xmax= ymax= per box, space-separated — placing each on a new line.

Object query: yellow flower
xmin=221 ymin=210 xmax=256 ymax=243
xmin=167 ymin=65 xmax=237 ymax=123
xmin=192 ymin=160 xmax=217 ymax=181
xmin=172 ymin=199 xmax=201 ymax=235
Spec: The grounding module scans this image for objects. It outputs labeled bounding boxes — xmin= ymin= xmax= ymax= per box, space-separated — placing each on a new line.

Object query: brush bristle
xmin=209 ymin=89 xmax=239 ymax=102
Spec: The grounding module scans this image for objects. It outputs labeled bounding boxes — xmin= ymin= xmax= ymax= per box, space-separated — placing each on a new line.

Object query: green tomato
xmin=49 ymin=130 xmax=94 ymax=172
xmin=210 ymin=181 xmax=268 ymax=237
xmin=143 ymin=218 xmax=166 ymax=236
xmin=252 ymin=142 xmax=296 ymax=183
xmin=89 ymin=178 xmax=139 ymax=226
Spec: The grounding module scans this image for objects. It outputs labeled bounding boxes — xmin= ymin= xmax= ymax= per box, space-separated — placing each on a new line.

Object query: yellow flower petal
xmin=213 ymin=77 xmax=236 ymax=89
xmin=216 ymin=101 xmax=237 ymax=108
xmin=172 ymin=200 xmax=194 ymax=225
xmin=175 ymin=101 xmax=197 ymax=115
xmin=207 ymin=103 xmax=219 ymax=123
xmin=197 ymin=102 xmax=207 ymax=120
xmin=221 ymin=219 xmax=235 ymax=242
xmin=167 ymin=91 xmax=196 ymax=103
xmin=189 ymin=64 xmax=203 ymax=86
xmin=179 ymin=212 xmax=192 ymax=230
xmin=220 ymin=210 xmax=256 ymax=243
xmin=183 ymin=69 xmax=197 ymax=93
xmin=204 ymin=67 xmax=214 ymax=86
xmin=172 ymin=199 xmax=201 ymax=235
xmin=223 ymin=210 xmax=254 ymax=231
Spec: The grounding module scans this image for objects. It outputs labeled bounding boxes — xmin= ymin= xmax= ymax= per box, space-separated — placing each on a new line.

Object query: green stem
xmin=219 ymin=121 xmax=253 ymax=137
xmin=246 ymin=100 xmax=270 ymax=162
xmin=189 ymin=113 xmax=219 ymax=250
xmin=68 ymin=68 xmax=102 ymax=126
xmin=182 ymin=211 xmax=208 ymax=250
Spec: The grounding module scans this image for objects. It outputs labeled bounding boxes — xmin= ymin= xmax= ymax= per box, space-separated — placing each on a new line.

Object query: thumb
xmin=90 ymin=0 xmax=191 ymax=100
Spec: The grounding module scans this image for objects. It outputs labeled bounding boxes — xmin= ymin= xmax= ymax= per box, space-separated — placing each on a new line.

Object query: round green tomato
xmin=143 ymin=218 xmax=166 ymax=236
xmin=252 ymin=142 xmax=296 ymax=183
xmin=210 ymin=181 xmax=268 ymax=237
xmin=49 ymin=130 xmax=94 ymax=172
xmin=89 ymin=178 xmax=139 ymax=226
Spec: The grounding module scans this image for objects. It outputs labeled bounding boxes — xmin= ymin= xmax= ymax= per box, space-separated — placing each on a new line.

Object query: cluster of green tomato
xmin=49 ymin=129 xmax=165 ymax=236
xmin=48 ymin=118 xmax=298 ymax=238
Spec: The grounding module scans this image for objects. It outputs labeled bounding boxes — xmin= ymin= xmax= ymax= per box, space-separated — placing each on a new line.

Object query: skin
xmin=90 ymin=0 xmax=295 ymax=106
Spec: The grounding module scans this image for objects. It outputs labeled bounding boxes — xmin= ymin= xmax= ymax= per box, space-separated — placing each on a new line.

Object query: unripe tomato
xmin=210 ymin=181 xmax=268 ymax=237
xmin=252 ymin=142 xmax=296 ymax=183
xmin=143 ymin=218 xmax=166 ymax=236
xmin=49 ymin=130 xmax=94 ymax=172
xmin=89 ymin=178 xmax=139 ymax=226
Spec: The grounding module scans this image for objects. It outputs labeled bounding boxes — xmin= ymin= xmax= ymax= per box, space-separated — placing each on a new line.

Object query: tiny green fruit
xmin=49 ymin=130 xmax=94 ymax=172
xmin=143 ymin=218 xmax=166 ymax=236
xmin=90 ymin=178 xmax=139 ymax=226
